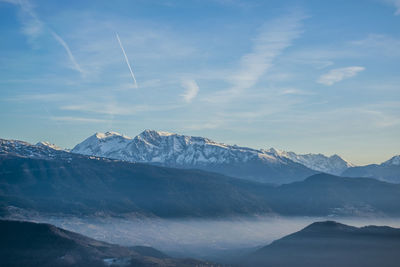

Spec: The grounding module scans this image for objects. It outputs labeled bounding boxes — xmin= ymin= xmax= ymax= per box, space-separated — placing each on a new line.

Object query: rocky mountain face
xmin=242 ymin=221 xmax=400 ymax=267
xmin=74 ymin=130 xmax=352 ymax=184
xmin=343 ymin=155 xmax=400 ymax=183
xmin=0 ymin=139 xmax=72 ymax=160
xmin=1 ymin=130 xmax=356 ymax=184
xmin=382 ymin=155 xmax=400 ymax=166
xmin=267 ymin=148 xmax=354 ymax=175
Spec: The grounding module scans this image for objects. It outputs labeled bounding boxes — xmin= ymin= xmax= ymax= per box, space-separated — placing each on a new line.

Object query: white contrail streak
xmin=116 ymin=32 xmax=138 ymax=88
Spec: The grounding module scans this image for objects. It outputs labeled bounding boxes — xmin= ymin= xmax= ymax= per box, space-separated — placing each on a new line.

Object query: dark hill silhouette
xmin=242 ymin=221 xmax=400 ymax=267
xmin=0 ymin=219 xmax=216 ymax=267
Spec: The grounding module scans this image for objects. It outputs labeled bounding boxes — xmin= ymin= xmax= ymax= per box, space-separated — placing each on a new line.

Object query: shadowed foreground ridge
xmin=242 ymin=221 xmax=400 ymax=267
xmin=2 ymin=151 xmax=400 ymax=218
xmin=0 ymin=220 xmax=217 ymax=267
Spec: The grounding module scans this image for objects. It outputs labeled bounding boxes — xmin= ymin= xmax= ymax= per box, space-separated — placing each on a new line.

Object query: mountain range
xmin=2 ymin=138 xmax=400 ymax=218
xmin=343 ymin=155 xmax=400 ymax=183
xmin=70 ymin=130 xmax=356 ymax=184
xmin=70 ymin=130 xmax=399 ymax=183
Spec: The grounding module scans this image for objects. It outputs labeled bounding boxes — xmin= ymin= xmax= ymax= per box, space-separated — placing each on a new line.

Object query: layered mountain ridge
xmin=343 ymin=155 xmax=400 ymax=183
xmin=3 ymin=140 xmax=400 ymax=218
xmin=242 ymin=221 xmax=400 ymax=267
xmin=71 ymin=130 xmax=354 ymax=183
xmin=266 ymin=147 xmax=354 ymax=175
xmin=2 ymin=130 xmax=398 ymax=183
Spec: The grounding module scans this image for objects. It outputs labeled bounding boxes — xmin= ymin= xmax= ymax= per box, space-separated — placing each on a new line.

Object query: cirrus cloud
xmin=382 ymin=0 xmax=400 ymax=15
xmin=181 ymin=79 xmax=199 ymax=103
xmin=317 ymin=66 xmax=365 ymax=86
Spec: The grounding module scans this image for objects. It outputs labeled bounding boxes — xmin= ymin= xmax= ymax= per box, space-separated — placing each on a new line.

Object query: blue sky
xmin=0 ymin=0 xmax=399 ymax=165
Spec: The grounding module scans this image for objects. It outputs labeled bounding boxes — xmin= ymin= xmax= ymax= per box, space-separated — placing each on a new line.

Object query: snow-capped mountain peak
xmin=72 ymin=130 xmax=287 ymax=168
xmin=266 ymin=148 xmax=354 ymax=175
xmin=95 ymin=131 xmax=131 ymax=139
xmin=71 ymin=131 xmax=132 ymax=158
xmin=1 ymin=139 xmax=71 ymax=160
xmin=71 ymin=130 xmax=354 ymax=177
xmin=35 ymin=141 xmax=64 ymax=151
xmin=382 ymin=155 xmax=400 ymax=166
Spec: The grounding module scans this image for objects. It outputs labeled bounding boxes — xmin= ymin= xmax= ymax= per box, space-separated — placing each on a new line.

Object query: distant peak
xmin=382 ymin=155 xmax=400 ymax=166
xmin=35 ymin=141 xmax=63 ymax=151
xmin=140 ymin=129 xmax=175 ymax=137
xmin=266 ymin=147 xmax=281 ymax=154
xmin=94 ymin=131 xmax=131 ymax=139
xmin=303 ymin=221 xmax=354 ymax=232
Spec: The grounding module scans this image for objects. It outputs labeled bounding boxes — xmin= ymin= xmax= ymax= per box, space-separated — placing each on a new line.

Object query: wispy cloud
xmin=279 ymin=88 xmax=313 ymax=95
xmin=205 ymin=11 xmax=306 ymax=103
xmin=2 ymin=0 xmax=83 ymax=75
xmin=50 ymin=116 xmax=110 ymax=123
xmin=61 ymin=103 xmax=151 ymax=116
xmin=6 ymin=93 xmax=72 ymax=102
xmin=232 ymin=13 xmax=305 ymax=92
xmin=317 ymin=66 xmax=365 ymax=86
xmin=382 ymin=0 xmax=400 ymax=15
xmin=61 ymin=102 xmax=181 ymax=116
xmin=350 ymin=34 xmax=400 ymax=57
xmin=1 ymin=0 xmax=43 ymax=41
xmin=181 ymin=79 xmax=199 ymax=103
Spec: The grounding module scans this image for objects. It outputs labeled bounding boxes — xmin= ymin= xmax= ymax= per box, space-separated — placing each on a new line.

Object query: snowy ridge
xmin=72 ymin=130 xmax=282 ymax=166
xmin=71 ymin=131 xmax=132 ymax=160
xmin=266 ymin=148 xmax=354 ymax=175
xmin=382 ymin=155 xmax=400 ymax=166
xmin=72 ymin=130 xmax=353 ymax=175
xmin=0 ymin=139 xmax=72 ymax=160
xmin=36 ymin=141 xmax=65 ymax=151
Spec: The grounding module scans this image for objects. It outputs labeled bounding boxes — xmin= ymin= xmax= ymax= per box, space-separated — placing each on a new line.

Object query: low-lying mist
xmin=5 ymin=212 xmax=400 ymax=261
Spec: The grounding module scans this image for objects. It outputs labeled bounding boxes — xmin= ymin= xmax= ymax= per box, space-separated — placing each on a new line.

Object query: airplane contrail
xmin=116 ymin=32 xmax=138 ymax=88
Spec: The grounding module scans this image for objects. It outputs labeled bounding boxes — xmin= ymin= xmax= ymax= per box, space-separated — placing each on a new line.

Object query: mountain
xmin=36 ymin=141 xmax=65 ymax=151
xmin=0 ymin=139 xmax=72 ymax=160
xmin=242 ymin=221 xmax=400 ymax=267
xmin=0 ymin=139 xmax=274 ymax=218
xmin=266 ymin=173 xmax=400 ymax=216
xmin=2 ymin=139 xmax=400 ymax=218
xmin=382 ymin=155 xmax=400 ymax=166
xmin=342 ymin=155 xmax=400 ymax=183
xmin=71 ymin=131 xmax=132 ymax=158
xmin=0 ymin=220 xmax=214 ymax=267
xmin=72 ymin=130 xmax=317 ymax=184
xmin=267 ymin=148 xmax=353 ymax=175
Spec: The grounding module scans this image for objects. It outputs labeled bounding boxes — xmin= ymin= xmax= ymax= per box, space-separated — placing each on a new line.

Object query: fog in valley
xmin=6 ymin=212 xmax=400 ymax=261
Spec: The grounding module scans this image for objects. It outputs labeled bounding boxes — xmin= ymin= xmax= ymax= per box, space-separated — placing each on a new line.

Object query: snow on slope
xmin=36 ymin=141 xmax=65 ymax=151
xmin=72 ymin=130 xmax=353 ymax=175
xmin=0 ymin=138 xmax=72 ymax=160
xmin=71 ymin=132 xmax=132 ymax=160
xmin=382 ymin=155 xmax=400 ymax=166
xmin=266 ymin=148 xmax=354 ymax=175
xmin=72 ymin=130 xmax=281 ymax=166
